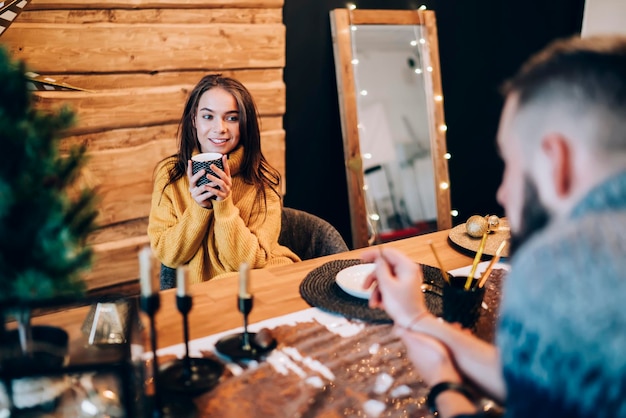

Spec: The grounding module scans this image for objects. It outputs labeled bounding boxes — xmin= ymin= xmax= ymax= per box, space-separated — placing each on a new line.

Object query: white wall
xmin=582 ymin=0 xmax=626 ymax=37
xmin=353 ymin=47 xmax=437 ymax=227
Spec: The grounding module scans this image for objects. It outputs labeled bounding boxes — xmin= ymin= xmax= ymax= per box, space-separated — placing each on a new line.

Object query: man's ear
xmin=541 ymin=133 xmax=572 ymax=198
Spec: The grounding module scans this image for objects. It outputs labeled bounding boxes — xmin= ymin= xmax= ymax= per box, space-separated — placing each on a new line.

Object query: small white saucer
xmin=448 ymin=260 xmax=510 ymax=279
xmin=335 ymin=263 xmax=376 ymax=299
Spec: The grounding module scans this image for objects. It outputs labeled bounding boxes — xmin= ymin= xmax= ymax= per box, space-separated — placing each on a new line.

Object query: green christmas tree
xmin=0 ymin=46 xmax=98 ymax=305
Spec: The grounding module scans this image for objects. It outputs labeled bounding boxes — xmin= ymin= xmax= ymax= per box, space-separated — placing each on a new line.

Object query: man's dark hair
xmin=503 ymin=35 xmax=626 ymax=104
xmin=502 ymin=35 xmax=626 ymax=153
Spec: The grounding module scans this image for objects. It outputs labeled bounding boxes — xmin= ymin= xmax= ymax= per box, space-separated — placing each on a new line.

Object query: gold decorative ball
xmin=466 ymin=215 xmax=489 ymax=238
xmin=486 ymin=215 xmax=500 ymax=231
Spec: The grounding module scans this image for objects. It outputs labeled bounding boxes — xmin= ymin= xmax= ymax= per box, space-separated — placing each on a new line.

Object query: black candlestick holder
xmin=159 ymin=295 xmax=224 ymax=398
xmin=215 ymin=295 xmax=276 ymax=361
xmin=140 ymin=294 xmax=163 ymax=418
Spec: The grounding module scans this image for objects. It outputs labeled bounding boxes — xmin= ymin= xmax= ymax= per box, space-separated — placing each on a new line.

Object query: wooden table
xmin=33 ymin=229 xmax=474 ymax=350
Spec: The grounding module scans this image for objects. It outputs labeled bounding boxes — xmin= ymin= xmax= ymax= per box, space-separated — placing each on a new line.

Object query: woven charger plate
xmin=299 ymin=259 xmax=445 ymax=324
xmin=448 ymin=221 xmax=511 ymax=257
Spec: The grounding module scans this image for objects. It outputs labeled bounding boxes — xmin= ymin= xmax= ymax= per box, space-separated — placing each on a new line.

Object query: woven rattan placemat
xmin=448 ymin=223 xmax=510 ymax=258
xmin=299 ymin=259 xmax=445 ymax=324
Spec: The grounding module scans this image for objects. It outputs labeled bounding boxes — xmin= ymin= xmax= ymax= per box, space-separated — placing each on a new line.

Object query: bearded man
xmin=362 ymin=35 xmax=626 ymax=418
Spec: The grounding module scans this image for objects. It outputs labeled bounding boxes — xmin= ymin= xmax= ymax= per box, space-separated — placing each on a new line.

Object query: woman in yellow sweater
xmin=148 ymin=75 xmax=300 ymax=284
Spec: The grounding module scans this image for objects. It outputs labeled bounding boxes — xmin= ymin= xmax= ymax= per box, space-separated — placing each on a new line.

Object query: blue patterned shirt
xmin=496 ymin=170 xmax=626 ymax=417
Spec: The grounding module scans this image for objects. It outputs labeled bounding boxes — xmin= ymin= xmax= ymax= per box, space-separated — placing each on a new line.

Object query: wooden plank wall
xmin=1 ymin=0 xmax=286 ymax=290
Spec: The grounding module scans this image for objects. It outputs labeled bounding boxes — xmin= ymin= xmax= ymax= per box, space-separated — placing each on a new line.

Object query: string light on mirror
xmin=439 ymin=182 xmax=449 ymax=190
xmin=334 ymin=5 xmax=452 ymax=246
xmin=451 ymin=210 xmax=459 ymax=217
xmin=444 ymin=152 xmax=451 ymax=160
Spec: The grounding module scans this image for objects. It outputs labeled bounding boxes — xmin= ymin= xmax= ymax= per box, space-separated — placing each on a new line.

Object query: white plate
xmin=335 ymin=263 xmax=376 ymax=299
xmin=448 ymin=260 xmax=510 ymax=279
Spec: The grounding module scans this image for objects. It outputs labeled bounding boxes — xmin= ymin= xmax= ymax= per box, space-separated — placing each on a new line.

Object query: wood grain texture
xmin=4 ymin=23 xmax=285 ymax=73
xmin=423 ymin=11 xmax=452 ymax=230
xmin=349 ymin=9 xmax=424 ymax=25
xmin=34 ymin=80 xmax=285 ymax=135
xmin=88 ymin=235 xmax=151 ymax=289
xmin=59 ymin=116 xmax=283 ymax=152
xmin=26 ymin=0 xmax=284 ymax=10
xmin=88 ymin=218 xmax=149 ymax=246
xmin=41 ymin=69 xmax=283 ymax=90
xmin=330 ymin=9 xmax=369 ymax=250
xmin=19 ymin=8 xmax=282 ymax=24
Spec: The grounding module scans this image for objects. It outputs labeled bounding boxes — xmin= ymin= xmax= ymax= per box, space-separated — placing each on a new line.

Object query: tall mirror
xmin=331 ymin=9 xmax=452 ymax=249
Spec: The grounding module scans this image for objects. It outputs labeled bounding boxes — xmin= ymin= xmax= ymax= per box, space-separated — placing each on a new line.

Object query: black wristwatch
xmin=426 ymin=381 xmax=474 ymax=416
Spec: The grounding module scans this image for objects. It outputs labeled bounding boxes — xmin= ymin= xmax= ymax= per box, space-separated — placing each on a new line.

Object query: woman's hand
xmin=187 ymin=155 xmax=232 ymax=206
xmin=204 ymin=154 xmax=232 ymax=201
xmin=361 ymin=247 xmax=431 ymax=328
xmin=187 ymin=160 xmax=213 ymax=208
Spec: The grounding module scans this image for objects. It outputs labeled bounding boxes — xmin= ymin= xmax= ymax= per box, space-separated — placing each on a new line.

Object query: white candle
xmin=238 ymin=262 xmax=251 ymax=298
xmin=176 ymin=266 xmax=188 ymax=297
xmin=139 ymin=246 xmax=154 ymax=297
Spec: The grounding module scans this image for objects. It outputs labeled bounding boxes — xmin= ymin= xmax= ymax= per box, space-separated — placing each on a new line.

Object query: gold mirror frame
xmin=330 ymin=8 xmax=452 ymax=249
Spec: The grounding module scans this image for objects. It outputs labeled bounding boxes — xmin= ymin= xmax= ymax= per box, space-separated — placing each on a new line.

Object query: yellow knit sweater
xmin=148 ymin=146 xmax=300 ymax=283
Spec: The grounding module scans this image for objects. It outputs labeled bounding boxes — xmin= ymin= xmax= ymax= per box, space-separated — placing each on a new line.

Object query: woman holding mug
xmin=148 ymin=75 xmax=299 ymax=284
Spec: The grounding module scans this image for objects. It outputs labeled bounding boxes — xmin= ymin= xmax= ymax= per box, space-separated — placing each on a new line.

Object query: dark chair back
xmin=278 ymin=207 xmax=348 ymax=260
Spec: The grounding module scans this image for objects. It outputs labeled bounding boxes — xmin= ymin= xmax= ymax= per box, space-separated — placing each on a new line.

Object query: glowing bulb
xmin=410 ymin=40 xmax=418 ymax=46
xmin=444 ymin=152 xmax=451 ymax=160
xmin=363 ymin=153 xmax=372 ymax=159
xmin=414 ymin=68 xmax=423 ymax=74
xmin=439 ymin=124 xmax=447 ymax=132
xmin=427 ymin=66 xmax=433 ymax=72
xmin=348 ymin=3 xmax=356 ymax=10
xmin=419 ymin=5 xmax=427 ymax=10
xmin=439 ymin=182 xmax=449 ymax=190
xmin=360 ymin=90 xmax=368 ymax=96
xmin=369 ymin=213 xmax=380 ymax=221
xmin=351 ymin=58 xmax=359 ymax=65
xmin=102 ymin=390 xmax=117 ymax=400
xmin=451 ymin=210 xmax=459 ymax=217
xmin=351 ymin=25 xmax=357 ymax=31
xmin=363 ymin=184 xmax=369 ymax=191
xmin=434 ymin=95 xmax=443 ymax=102
xmin=419 ymin=38 xmax=426 ymax=44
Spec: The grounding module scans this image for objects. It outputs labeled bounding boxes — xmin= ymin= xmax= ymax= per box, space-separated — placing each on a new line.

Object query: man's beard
xmin=508 ymin=178 xmax=550 ymax=258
